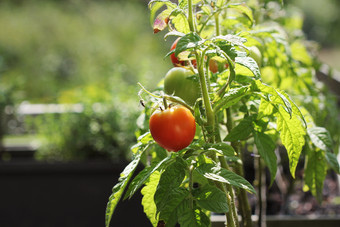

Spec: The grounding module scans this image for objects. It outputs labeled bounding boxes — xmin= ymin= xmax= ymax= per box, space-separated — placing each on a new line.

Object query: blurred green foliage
xmin=0 ymin=0 xmax=173 ymax=161
xmin=0 ymin=0 xmax=170 ymax=103
xmin=28 ymin=90 xmax=139 ymax=161
xmin=287 ymin=0 xmax=340 ymax=48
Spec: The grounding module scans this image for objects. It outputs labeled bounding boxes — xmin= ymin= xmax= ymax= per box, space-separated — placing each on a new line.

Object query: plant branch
xmin=226 ymin=108 xmax=253 ymax=227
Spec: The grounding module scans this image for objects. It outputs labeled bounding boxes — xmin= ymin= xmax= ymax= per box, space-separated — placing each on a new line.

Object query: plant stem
xmin=255 ymin=155 xmax=266 ymax=227
xmin=219 ymin=156 xmax=239 ymax=227
xmin=226 ymin=109 xmax=253 ymax=227
xmin=188 ymin=0 xmax=215 ymax=138
xmin=214 ymin=13 xmax=220 ymax=36
xmin=189 ymin=164 xmax=194 ymax=209
xmin=213 ymin=5 xmax=241 ymax=227
xmin=196 ymin=53 xmax=215 ymax=136
xmin=188 ymin=0 xmax=195 ymax=32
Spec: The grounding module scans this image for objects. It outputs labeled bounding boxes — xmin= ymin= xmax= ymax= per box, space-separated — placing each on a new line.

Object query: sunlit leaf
xmin=105 ymin=152 xmax=143 ymax=227
xmin=213 ymin=86 xmax=249 ymax=113
xmin=307 ymin=126 xmax=333 ymax=152
xmin=175 ymin=32 xmax=202 ymax=55
xmin=141 ymin=171 xmax=161 ymax=227
xmin=325 ymin=151 xmax=340 ymax=174
xmin=291 ymin=40 xmax=313 ymax=66
xmin=304 ymin=146 xmax=327 ymax=203
xmin=228 ymin=3 xmax=254 ymax=25
xmin=254 ymin=80 xmax=292 ymax=116
xmin=196 ymin=163 xmax=256 ymax=193
xmin=171 ymin=9 xmax=190 ymax=34
xmin=124 ymin=155 xmax=174 ymax=200
xmin=214 ymin=34 xmax=247 ymax=48
xmin=235 ymin=55 xmax=260 ymax=79
xmin=258 ymin=98 xmax=274 ymax=119
xmin=275 ymin=106 xmax=306 ymax=178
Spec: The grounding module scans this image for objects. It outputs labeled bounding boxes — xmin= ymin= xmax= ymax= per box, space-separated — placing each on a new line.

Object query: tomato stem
xmin=163 ymin=95 xmax=194 ymax=114
xmin=137 ymin=82 xmax=162 ymax=99
xmin=163 ymin=96 xmax=168 ymax=109
xmin=187 ymin=0 xmax=195 ymax=33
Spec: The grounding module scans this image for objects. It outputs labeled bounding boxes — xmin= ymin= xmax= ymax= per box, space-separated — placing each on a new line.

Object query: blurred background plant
xmin=0 ymin=0 xmax=172 ymax=161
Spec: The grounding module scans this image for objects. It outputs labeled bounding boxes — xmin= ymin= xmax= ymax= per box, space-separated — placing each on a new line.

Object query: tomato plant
xmin=163 ymin=67 xmax=200 ymax=105
xmin=106 ymin=1 xmax=340 ymax=227
xmin=149 ymin=105 xmax=196 ymax=152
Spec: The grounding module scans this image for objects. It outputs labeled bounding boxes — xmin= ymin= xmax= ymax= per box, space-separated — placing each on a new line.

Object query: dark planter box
xmin=0 ymin=159 xmax=150 ymax=227
xmin=211 ymin=215 xmax=340 ymax=227
xmin=1 ymin=148 xmax=340 ymax=227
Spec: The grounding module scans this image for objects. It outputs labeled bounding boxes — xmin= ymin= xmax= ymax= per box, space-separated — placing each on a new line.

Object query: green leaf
xmin=154 ymin=157 xmax=188 ymax=222
xmin=196 ymin=163 xmax=256 ymax=193
xmin=253 ymin=131 xmax=277 ymax=184
xmin=148 ymin=0 xmax=177 ymax=25
xmin=175 ymin=32 xmax=202 ymax=55
xmin=280 ymin=91 xmax=307 ymax=127
xmin=216 ymin=0 xmax=228 ymax=8
xmin=141 ymin=171 xmax=161 ymax=227
xmin=105 ymin=152 xmax=143 ymax=227
xmin=213 ymin=86 xmax=249 ymax=113
xmin=158 ymin=188 xmax=189 ymax=226
xmin=201 ymin=5 xmax=211 ymax=15
xmin=224 ymin=116 xmax=253 ymax=142
xmin=254 ymin=80 xmax=292 ymax=116
xmin=206 ymin=142 xmax=236 ymax=157
xmin=275 ymin=106 xmax=306 ymax=178
xmin=304 ymin=147 xmax=327 ymax=203
xmin=325 ymin=151 xmax=340 ymax=174
xmin=214 ymin=34 xmax=247 ymax=47
xmin=177 ymin=200 xmax=211 ymax=227
xmin=235 ymin=55 xmax=260 ymax=79
xmin=193 ymin=184 xmax=229 ymax=213
xmin=228 ymin=3 xmax=254 ymax=25
xmin=291 ymin=40 xmax=313 ymax=66
xmin=149 ymin=0 xmax=177 ymax=9
xmin=124 ymin=155 xmax=174 ymax=200
xmin=258 ymin=97 xmax=274 ymax=118
xmin=164 ymin=30 xmax=185 ymax=40
xmin=171 ymin=9 xmax=190 ymax=34
xmin=307 ymin=127 xmax=333 ymax=152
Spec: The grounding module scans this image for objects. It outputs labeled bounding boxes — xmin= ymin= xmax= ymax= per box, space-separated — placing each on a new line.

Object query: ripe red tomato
xmin=149 ymin=105 xmax=196 ymax=152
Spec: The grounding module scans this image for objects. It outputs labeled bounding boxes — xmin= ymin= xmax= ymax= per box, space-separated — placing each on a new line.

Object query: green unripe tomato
xmin=164 ymin=67 xmax=200 ymax=106
xmin=249 ymin=46 xmax=262 ymax=67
